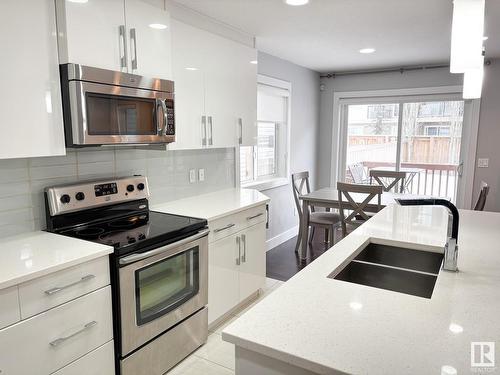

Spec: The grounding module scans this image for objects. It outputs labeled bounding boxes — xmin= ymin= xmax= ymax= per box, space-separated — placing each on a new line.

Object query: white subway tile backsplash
xmin=0 ymin=147 xmax=235 ymax=238
xmin=30 ymin=164 xmax=77 ymax=180
xmin=0 ymin=181 xmax=30 ymax=198
xmin=77 ymin=161 xmax=115 ymax=179
xmin=76 ymin=149 xmax=115 ymax=163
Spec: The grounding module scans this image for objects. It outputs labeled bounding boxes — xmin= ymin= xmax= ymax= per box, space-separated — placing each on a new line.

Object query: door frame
xmin=330 ymin=86 xmax=480 ymax=209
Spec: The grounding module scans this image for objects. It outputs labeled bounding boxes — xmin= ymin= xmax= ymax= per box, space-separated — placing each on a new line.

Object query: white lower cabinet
xmin=208 ymin=234 xmax=241 ymax=323
xmin=239 ymin=221 xmax=266 ymax=302
xmin=0 ymin=286 xmax=113 ymax=375
xmin=0 ymin=286 xmax=20 ymax=330
xmin=52 ymin=341 xmax=115 ymax=375
xmin=208 ymin=206 xmax=266 ymax=325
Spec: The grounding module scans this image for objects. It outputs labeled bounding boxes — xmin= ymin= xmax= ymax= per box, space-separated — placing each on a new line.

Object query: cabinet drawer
xmin=0 ymin=286 xmax=20 ymax=330
xmin=19 ymin=256 xmax=110 ymax=319
xmin=0 ymin=286 xmax=113 ymax=375
xmin=209 ymin=204 xmax=267 ymax=243
xmin=52 ymin=341 xmax=115 ymax=375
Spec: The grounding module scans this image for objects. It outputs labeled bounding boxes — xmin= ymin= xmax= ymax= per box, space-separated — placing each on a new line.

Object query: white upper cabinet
xmin=56 ymin=0 xmax=126 ymax=72
xmin=56 ymin=0 xmax=172 ymax=79
xmin=169 ymin=20 xmax=257 ymax=150
xmin=169 ymin=20 xmax=205 ymax=150
xmin=124 ymin=0 xmax=172 ymax=79
xmin=0 ymin=0 xmax=65 ymax=159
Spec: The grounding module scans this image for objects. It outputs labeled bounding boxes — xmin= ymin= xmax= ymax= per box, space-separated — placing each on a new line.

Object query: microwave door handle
xmin=160 ymin=99 xmax=168 ymax=135
xmin=156 ymin=99 xmax=163 ymax=134
xmin=156 ymin=99 xmax=168 ymax=135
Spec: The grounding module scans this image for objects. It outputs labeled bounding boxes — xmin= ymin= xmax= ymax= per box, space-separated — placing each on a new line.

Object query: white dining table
xmin=298 ymin=188 xmax=431 ymax=261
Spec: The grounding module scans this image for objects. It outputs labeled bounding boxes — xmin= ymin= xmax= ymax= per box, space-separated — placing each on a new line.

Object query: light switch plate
xmin=189 ymin=169 xmax=196 ymax=183
xmin=198 ymin=169 xmax=205 ymax=182
xmin=478 ymin=158 xmax=489 ymax=168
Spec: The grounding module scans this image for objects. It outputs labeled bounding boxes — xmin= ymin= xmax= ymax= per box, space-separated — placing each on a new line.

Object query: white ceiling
xmin=172 ymin=0 xmax=500 ymax=73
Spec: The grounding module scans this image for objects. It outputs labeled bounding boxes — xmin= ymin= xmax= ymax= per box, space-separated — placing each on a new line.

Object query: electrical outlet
xmin=189 ymin=169 xmax=196 ymax=183
xmin=198 ymin=168 xmax=205 ymax=182
xmin=478 ymin=158 xmax=489 ymax=168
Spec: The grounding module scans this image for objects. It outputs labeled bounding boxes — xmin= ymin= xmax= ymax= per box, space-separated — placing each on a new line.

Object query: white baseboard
xmin=266 ymin=225 xmax=299 ymax=252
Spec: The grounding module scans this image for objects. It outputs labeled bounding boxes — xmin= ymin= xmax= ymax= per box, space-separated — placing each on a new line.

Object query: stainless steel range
xmin=44 ymin=176 xmax=208 ymax=375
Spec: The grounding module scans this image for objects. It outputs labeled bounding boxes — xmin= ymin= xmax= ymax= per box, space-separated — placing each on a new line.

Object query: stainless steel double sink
xmin=329 ymin=242 xmax=443 ymax=299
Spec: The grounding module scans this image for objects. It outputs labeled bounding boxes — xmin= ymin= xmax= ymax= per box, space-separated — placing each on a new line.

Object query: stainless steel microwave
xmin=60 ymin=63 xmax=175 ymax=147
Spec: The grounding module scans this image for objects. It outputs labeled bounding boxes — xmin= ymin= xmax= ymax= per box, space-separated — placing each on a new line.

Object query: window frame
xmin=239 ymin=74 xmax=291 ymax=191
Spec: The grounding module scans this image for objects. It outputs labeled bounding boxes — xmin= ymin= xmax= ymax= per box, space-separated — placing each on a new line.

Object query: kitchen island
xmin=222 ymin=205 xmax=500 ymax=374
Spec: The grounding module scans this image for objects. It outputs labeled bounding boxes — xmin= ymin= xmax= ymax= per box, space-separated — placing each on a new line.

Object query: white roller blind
xmin=257 ymin=84 xmax=288 ymax=123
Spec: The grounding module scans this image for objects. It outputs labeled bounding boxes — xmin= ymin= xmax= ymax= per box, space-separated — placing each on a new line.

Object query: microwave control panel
xmin=165 ymin=99 xmax=175 ymax=135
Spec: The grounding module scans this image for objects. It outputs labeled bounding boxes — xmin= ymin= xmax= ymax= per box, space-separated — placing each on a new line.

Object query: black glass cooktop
xmin=57 ymin=210 xmax=207 ymax=255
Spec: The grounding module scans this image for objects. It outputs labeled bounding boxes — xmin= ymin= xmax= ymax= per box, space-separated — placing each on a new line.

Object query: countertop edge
xmin=222 ymin=331 xmax=336 ymax=375
xmin=206 ymin=198 xmax=270 ymax=222
xmin=0 ymin=246 xmax=113 ymax=290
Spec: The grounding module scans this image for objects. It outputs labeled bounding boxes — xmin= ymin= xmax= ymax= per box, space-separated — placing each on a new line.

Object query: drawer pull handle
xmin=247 ymin=213 xmax=264 ymax=221
xmin=214 ymin=223 xmax=235 ymax=233
xmin=44 ymin=274 xmax=96 ymax=296
xmin=49 ymin=321 xmax=97 ymax=347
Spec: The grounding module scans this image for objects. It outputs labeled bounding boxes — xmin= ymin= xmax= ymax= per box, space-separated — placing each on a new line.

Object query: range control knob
xmin=137 ymin=183 xmax=145 ymax=191
xmin=75 ymin=192 xmax=85 ymax=201
xmin=126 ymin=184 xmax=135 ymax=192
xmin=60 ymin=194 xmax=71 ymax=204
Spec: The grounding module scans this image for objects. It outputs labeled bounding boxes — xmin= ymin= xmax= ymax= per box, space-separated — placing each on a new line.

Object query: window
xmin=342 ymin=98 xmax=464 ymax=203
xmin=240 ymin=76 xmax=290 ymax=190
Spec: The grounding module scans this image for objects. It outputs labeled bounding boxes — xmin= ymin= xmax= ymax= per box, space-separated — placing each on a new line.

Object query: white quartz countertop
xmin=222 ymin=205 xmax=500 ymax=374
xmin=152 ymin=188 xmax=269 ymax=221
xmin=0 ymin=231 xmax=113 ymax=289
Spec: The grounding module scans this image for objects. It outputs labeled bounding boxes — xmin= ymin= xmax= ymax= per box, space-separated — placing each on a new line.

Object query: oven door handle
xmin=119 ymin=229 xmax=209 ymax=265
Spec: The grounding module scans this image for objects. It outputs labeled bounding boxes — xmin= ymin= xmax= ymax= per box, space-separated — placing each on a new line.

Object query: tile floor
xmin=168 ymin=277 xmax=284 ymax=375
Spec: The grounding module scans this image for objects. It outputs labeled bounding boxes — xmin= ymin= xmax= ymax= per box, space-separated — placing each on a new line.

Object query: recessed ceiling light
xmin=349 ymin=302 xmax=363 ymax=310
xmin=67 ymin=0 xmax=88 ymax=3
xmin=284 ymin=0 xmax=309 ymax=6
xmin=448 ymin=323 xmax=463 ymax=334
xmin=185 ymin=67 xmax=198 ymax=71
xmin=250 ymin=60 xmax=258 ymax=65
xmin=483 ymin=36 xmax=489 ymax=41
xmin=359 ymin=48 xmax=376 ymax=54
xmin=149 ymin=23 xmax=167 ymax=30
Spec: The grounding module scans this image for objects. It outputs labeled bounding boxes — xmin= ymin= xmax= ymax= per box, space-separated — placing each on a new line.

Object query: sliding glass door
xmin=341 ymin=98 xmax=465 ymax=203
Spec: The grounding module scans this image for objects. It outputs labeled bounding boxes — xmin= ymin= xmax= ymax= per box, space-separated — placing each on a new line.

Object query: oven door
xmin=67 ymin=80 xmax=175 ymax=146
xmin=118 ymin=229 xmax=208 ymax=356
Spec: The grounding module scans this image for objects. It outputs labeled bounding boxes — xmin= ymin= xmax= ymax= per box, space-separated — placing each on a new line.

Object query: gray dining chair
xmin=474 ymin=181 xmax=490 ymax=211
xmin=369 ymin=170 xmax=406 ymax=193
xmin=292 ymin=171 xmax=341 ymax=253
xmin=337 ymin=182 xmax=383 ymax=238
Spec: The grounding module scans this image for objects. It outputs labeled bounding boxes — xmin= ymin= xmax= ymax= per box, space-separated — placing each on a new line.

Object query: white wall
xmin=0 ymin=148 xmax=235 ymax=237
xmin=318 ymin=67 xmax=463 ymax=188
xmin=257 ymin=52 xmax=321 ymax=243
xmin=473 ymin=59 xmax=500 ymax=211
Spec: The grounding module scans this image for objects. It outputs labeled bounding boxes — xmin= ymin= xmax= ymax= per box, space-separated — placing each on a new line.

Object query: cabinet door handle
xmin=238 ymin=118 xmax=243 ymax=145
xmin=213 ymin=223 xmax=235 ymax=233
xmin=44 ymin=274 xmax=96 ymax=296
xmin=241 ymin=234 xmax=246 ymax=263
xmin=236 ymin=236 xmax=241 ymax=265
xmin=130 ymin=28 xmax=138 ymax=71
xmin=201 ymin=116 xmax=207 ymax=146
xmin=208 ymin=116 xmax=213 ymax=146
xmin=49 ymin=321 xmax=97 ymax=347
xmin=246 ymin=213 xmax=263 ymax=221
xmin=119 ymin=25 xmax=128 ymax=70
